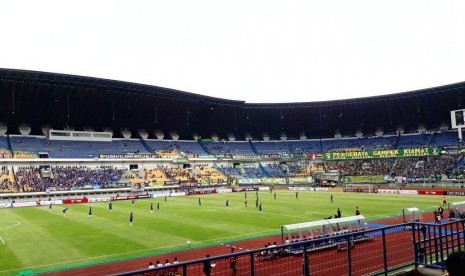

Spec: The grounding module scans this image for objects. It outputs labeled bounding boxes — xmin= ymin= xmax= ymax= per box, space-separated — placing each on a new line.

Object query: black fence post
xmin=183 ymin=264 xmax=187 ymax=276
xmin=411 ymin=222 xmax=418 ymax=268
xmin=347 ymin=234 xmax=352 ymax=276
xmin=250 ymin=251 xmax=255 ymax=276
xmin=303 ymin=244 xmax=309 ymax=276
xmin=382 ymin=228 xmax=388 ymax=275
xmin=439 ymin=225 xmax=444 ymax=267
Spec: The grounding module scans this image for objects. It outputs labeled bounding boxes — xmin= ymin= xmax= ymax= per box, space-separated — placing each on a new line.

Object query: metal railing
xmin=116 ymin=219 xmax=465 ymax=276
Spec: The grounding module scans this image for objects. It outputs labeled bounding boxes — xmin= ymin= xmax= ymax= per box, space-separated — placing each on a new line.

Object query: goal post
xmin=402 ymin=207 xmax=422 ymax=223
xmin=343 ymin=184 xmax=374 ymax=193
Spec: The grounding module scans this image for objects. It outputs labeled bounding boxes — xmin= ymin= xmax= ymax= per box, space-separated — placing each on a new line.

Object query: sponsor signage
xmin=377 ymin=189 xmax=399 ymax=194
xmin=446 ymin=191 xmax=465 ymax=196
xmin=418 ymin=190 xmax=446 ymax=195
xmin=63 ymin=198 xmax=89 ymax=204
xmin=12 ymin=202 xmax=38 ymax=207
xmin=99 ymin=154 xmax=159 ymax=159
xmin=0 ymin=203 xmax=12 ymax=208
xmin=323 ymin=147 xmax=441 ymax=160
xmin=88 ymin=197 xmax=111 ymax=203
xmin=398 ymin=190 xmax=419 ymax=195
xmin=217 ymin=189 xmax=233 ymax=193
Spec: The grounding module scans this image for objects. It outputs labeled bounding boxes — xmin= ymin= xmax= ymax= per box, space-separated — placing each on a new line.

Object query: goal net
xmin=402 ymin=207 xmax=422 ymax=223
xmin=343 ymin=184 xmax=374 ymax=193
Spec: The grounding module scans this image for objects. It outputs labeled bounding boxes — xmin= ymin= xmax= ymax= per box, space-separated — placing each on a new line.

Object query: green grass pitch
xmin=0 ymin=191 xmax=459 ymax=275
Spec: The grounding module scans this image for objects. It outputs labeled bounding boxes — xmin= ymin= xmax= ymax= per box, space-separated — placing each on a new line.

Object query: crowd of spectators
xmin=16 ymin=166 xmax=125 ymax=192
xmin=0 ymin=166 xmax=15 ymax=193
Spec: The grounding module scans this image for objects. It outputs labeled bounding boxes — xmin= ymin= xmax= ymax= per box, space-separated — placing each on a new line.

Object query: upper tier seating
xmin=203 ymin=141 xmax=255 ymax=155
xmin=9 ymin=137 xmax=149 ymax=158
xmin=253 ymin=140 xmax=321 ymax=154
xmin=145 ymin=140 xmax=207 ymax=155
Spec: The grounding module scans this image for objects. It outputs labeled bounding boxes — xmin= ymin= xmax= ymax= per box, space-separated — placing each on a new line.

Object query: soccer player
xmin=255 ymin=199 xmax=259 ymax=208
xmin=88 ymin=207 xmax=93 ymax=219
xmin=443 ymin=196 xmax=447 ymax=206
xmin=49 ymin=202 xmax=52 ymax=210
xmin=245 ymin=192 xmax=247 ymax=199
xmin=62 ymin=207 xmax=68 ymax=216
xmin=330 ymin=194 xmax=334 ymax=203
xmin=226 ymin=199 xmax=229 ymax=208
xmin=244 ymin=199 xmax=247 ymax=207
xmin=198 ymin=197 xmax=202 ymax=206
xmin=157 ymin=202 xmax=160 ymax=210
xmin=129 ymin=212 xmax=134 ymax=225
xmin=337 ymin=208 xmax=342 ymax=218
xmin=355 ymin=206 xmax=360 ymax=216
xmin=274 ymin=192 xmax=277 ymax=200
xmin=150 ymin=202 xmax=153 ymax=213
xmin=132 ymin=198 xmax=135 ymax=206
xmin=164 ymin=196 xmax=167 ymax=202
xmin=108 ymin=202 xmax=113 ymax=212
xmin=296 ymin=192 xmax=299 ymax=199
xmin=259 ymin=203 xmax=263 ymax=212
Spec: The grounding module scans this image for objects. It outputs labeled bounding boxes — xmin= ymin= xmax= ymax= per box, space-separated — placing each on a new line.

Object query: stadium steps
xmin=138 ymin=137 xmax=154 ymax=153
xmin=6 ymin=134 xmax=13 ymax=153
xmin=259 ymin=163 xmax=271 ymax=177
xmin=198 ymin=141 xmax=212 ymax=155
xmin=249 ymin=140 xmax=259 ymax=154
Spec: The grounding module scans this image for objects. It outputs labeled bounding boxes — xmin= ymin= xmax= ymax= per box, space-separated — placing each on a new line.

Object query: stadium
xmin=1 ymin=68 xmax=465 ymax=276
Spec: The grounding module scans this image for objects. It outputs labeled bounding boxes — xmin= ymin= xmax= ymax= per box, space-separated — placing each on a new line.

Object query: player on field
xmin=150 ymin=202 xmax=153 ymax=213
xmin=330 ymin=194 xmax=334 ymax=203
xmin=108 ymin=202 xmax=112 ymax=212
xmin=274 ymin=192 xmax=277 ymax=200
xmin=62 ymin=207 xmax=68 ymax=216
xmin=132 ymin=198 xmax=135 ymax=206
xmin=198 ymin=197 xmax=202 ymax=206
xmin=157 ymin=202 xmax=160 ymax=210
xmin=129 ymin=212 xmax=134 ymax=225
xmin=259 ymin=203 xmax=263 ymax=212
xmin=88 ymin=207 xmax=93 ymax=218
xmin=296 ymin=192 xmax=299 ymax=199
xmin=226 ymin=199 xmax=229 ymax=208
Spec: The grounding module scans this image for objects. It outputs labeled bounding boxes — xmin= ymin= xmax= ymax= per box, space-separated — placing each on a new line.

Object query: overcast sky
xmin=1 ymin=0 xmax=465 ymax=103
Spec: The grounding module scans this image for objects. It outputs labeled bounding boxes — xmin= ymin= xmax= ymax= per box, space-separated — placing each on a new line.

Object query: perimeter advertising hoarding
xmin=323 ymin=147 xmax=441 ymax=161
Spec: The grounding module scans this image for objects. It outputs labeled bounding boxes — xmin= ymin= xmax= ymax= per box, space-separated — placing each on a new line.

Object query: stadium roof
xmin=1 ymin=68 xmax=465 ymax=139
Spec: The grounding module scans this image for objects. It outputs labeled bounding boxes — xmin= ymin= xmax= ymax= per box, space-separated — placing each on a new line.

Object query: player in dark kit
xmin=129 ymin=212 xmax=134 ymax=225
xmin=274 ymin=192 xmax=277 ymax=200
xmin=132 ymin=198 xmax=135 ymax=206
xmin=157 ymin=202 xmax=160 ymax=210
xmin=198 ymin=197 xmax=202 ymax=206
xmin=259 ymin=203 xmax=263 ymax=212
xmin=330 ymin=194 xmax=334 ymax=203
xmin=150 ymin=202 xmax=153 ymax=213
xmin=296 ymin=192 xmax=299 ymax=199
xmin=62 ymin=207 xmax=68 ymax=216
xmin=88 ymin=207 xmax=93 ymax=218
xmin=226 ymin=199 xmax=229 ymax=208
xmin=108 ymin=202 xmax=113 ymax=212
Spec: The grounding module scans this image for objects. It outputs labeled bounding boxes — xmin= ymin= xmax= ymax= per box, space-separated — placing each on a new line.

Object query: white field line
xmin=0 ymin=235 xmax=5 ymax=245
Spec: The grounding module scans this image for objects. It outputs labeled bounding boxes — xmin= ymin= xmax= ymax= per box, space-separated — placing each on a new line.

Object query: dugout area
xmin=280 ymin=215 xmax=372 ymax=254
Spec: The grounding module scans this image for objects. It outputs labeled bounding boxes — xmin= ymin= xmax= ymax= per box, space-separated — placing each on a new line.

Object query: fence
xmin=116 ymin=219 xmax=465 ymax=276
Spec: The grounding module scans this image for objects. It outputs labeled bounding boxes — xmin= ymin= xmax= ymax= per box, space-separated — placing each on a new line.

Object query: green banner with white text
xmin=323 ymin=147 xmax=441 ymax=161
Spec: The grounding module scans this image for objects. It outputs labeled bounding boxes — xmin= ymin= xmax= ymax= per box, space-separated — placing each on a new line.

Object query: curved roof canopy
xmin=1 ymin=68 xmax=464 ymax=139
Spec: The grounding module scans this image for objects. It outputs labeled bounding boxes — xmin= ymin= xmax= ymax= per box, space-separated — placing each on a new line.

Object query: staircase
xmin=139 ymin=137 xmax=153 ymax=153
xmin=249 ymin=140 xmax=259 ymax=154
xmin=6 ymin=134 xmax=14 ymax=154
xmin=198 ymin=141 xmax=212 ymax=155
xmin=259 ymin=163 xmax=271 ymax=177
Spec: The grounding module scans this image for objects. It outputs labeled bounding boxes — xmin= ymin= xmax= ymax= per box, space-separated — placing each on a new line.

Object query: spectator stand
xmin=280 ymin=215 xmax=370 ymax=254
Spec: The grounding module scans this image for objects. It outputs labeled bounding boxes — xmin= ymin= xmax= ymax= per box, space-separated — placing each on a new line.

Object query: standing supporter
xmin=446 ymin=251 xmax=465 ymax=276
xmin=337 ymin=208 xmax=342 ymax=218
xmin=203 ymin=254 xmax=212 ymax=276
xmin=229 ymin=247 xmax=238 ymax=274
xmin=355 ymin=207 xmax=360 ymax=216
